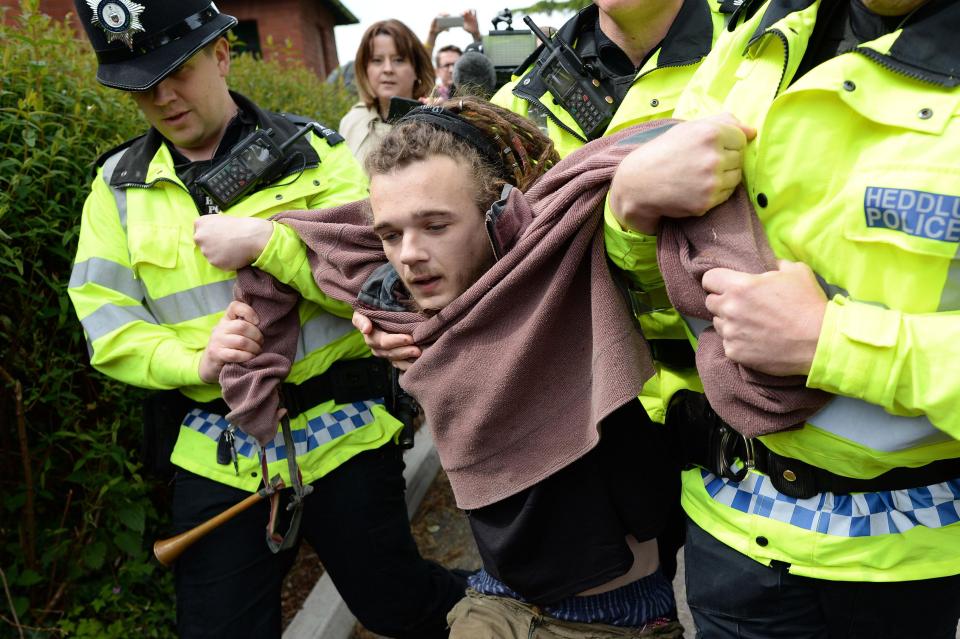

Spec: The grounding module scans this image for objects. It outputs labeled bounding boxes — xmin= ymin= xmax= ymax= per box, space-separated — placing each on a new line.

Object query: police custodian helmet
xmin=74 ymin=0 xmax=238 ymax=91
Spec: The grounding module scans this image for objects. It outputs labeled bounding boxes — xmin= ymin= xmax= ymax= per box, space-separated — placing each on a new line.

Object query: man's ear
xmin=214 ymin=37 xmax=231 ymax=78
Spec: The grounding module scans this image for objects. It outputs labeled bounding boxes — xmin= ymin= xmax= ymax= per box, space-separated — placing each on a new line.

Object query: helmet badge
xmin=85 ymin=0 xmax=146 ymax=50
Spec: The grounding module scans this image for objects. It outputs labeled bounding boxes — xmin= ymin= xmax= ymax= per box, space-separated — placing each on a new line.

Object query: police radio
xmin=522 ymin=16 xmax=615 ymax=140
xmin=197 ymin=122 xmax=323 ymax=210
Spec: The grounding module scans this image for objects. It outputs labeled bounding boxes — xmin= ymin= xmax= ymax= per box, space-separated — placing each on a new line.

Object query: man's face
xmin=131 ymin=38 xmax=233 ymax=154
xmin=436 ymin=50 xmax=460 ymax=87
xmin=371 ymin=154 xmax=494 ymax=314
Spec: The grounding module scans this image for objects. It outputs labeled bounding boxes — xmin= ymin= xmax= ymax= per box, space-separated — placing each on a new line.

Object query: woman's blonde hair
xmin=354 ymin=20 xmax=435 ymax=109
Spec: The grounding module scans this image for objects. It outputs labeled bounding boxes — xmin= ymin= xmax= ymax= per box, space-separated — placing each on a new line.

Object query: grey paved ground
xmin=673 ymin=550 xmax=694 ymax=634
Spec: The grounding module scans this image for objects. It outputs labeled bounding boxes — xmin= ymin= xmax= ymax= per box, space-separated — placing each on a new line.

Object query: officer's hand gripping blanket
xmin=657 ymin=177 xmax=831 ymax=437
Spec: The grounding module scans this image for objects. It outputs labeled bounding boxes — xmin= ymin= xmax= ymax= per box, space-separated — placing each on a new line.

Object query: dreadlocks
xmin=364 ymin=97 xmax=559 ymax=215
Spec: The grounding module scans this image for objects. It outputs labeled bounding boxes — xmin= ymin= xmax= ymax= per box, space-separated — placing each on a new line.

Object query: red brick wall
xmin=0 ymin=0 xmax=341 ymax=78
xmin=219 ymin=0 xmax=340 ymax=77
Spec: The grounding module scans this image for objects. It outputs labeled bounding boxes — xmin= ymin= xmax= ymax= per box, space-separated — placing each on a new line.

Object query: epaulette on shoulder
xmin=279 ymin=111 xmax=313 ymax=127
xmin=280 ymin=112 xmax=345 ymax=146
xmin=92 ymin=135 xmax=144 ymax=177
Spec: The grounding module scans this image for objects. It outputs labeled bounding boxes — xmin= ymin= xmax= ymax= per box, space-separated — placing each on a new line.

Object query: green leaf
xmin=83 ymin=541 xmax=106 ymax=569
xmin=116 ymin=501 xmax=146 ymax=532
xmin=13 ymin=596 xmax=29 ymax=619
xmin=114 ymin=530 xmax=142 ymax=556
xmin=16 ymin=568 xmax=43 ymax=587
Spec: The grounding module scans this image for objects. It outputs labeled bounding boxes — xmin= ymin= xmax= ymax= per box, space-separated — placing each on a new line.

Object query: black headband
xmin=397 ymin=106 xmax=511 ymax=182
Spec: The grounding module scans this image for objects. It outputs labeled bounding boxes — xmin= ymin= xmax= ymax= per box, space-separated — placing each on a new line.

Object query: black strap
xmin=257 ymin=359 xmax=390 ymax=553
xmin=670 ymin=390 xmax=960 ymax=499
xmin=397 ymin=106 xmax=510 ymax=181
xmin=262 ymin=411 xmax=313 ymax=554
xmin=281 ymin=357 xmax=391 ymax=419
xmin=752 ymin=441 xmax=960 ymax=499
xmin=648 ymin=339 xmax=696 ymax=370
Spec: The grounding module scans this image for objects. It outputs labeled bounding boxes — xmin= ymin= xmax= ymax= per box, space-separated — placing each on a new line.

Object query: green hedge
xmin=0 ymin=2 xmax=355 ymax=636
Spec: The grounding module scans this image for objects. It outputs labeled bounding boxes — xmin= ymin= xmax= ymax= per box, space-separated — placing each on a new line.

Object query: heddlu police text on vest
xmin=864 ymin=186 xmax=960 ymax=242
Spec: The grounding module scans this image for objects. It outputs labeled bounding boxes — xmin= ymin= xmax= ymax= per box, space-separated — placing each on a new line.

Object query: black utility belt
xmin=725 ymin=438 xmax=960 ymax=500
xmin=670 ymin=390 xmax=960 ymax=500
xmin=189 ymin=357 xmax=391 ymax=420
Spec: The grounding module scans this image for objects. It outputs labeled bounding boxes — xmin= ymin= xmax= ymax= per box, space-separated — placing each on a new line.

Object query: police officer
xmin=491 ymin=1 xmax=732 ymax=585
xmin=607 ymin=0 xmax=960 ymax=635
xmin=490 ymin=0 xmax=730 ymax=438
xmin=491 ymin=0 xmax=725 ymax=158
xmin=67 ymin=2 xmax=465 ymax=637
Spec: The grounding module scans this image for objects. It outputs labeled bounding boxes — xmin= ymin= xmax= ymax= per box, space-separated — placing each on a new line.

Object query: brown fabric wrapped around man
xmin=220 ymin=121 xmax=830 ymax=510
xmin=656 ymin=166 xmax=831 ymax=438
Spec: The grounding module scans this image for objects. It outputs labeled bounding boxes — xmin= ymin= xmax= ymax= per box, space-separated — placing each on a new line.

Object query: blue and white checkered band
xmin=181 ymin=400 xmax=383 ymax=464
xmin=86 ymin=0 xmax=145 ymax=49
xmin=701 ymin=469 xmax=960 ymax=537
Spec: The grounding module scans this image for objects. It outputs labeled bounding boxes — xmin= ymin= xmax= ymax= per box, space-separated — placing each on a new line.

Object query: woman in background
xmin=339 ymin=19 xmax=434 ymax=163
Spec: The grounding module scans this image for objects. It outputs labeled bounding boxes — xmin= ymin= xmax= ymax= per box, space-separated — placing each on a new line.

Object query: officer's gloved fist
xmin=194 ymin=215 xmax=273 ymax=271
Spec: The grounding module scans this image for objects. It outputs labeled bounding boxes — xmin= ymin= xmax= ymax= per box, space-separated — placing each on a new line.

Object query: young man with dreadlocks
xmin=364 ymin=98 xmax=684 ymax=639
xmin=201 ymin=97 xmax=687 ymax=638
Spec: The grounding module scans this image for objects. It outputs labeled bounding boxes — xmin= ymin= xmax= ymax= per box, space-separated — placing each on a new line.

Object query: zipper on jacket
xmin=770 ymin=29 xmax=791 ymax=99
xmin=852 ymin=46 xmax=944 ymax=85
xmin=114 ymin=177 xmax=185 ymax=192
xmin=632 ymin=57 xmax=705 ymax=84
xmin=745 ymin=28 xmax=791 ymax=101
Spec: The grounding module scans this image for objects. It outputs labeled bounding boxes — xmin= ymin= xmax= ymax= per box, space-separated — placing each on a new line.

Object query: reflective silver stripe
xmin=145 ymin=279 xmax=235 ymax=325
xmin=81 ymin=302 xmax=157 ymax=343
xmin=100 ymin=149 xmax=129 ymax=230
xmin=938 ymin=257 xmax=960 ymax=311
xmin=679 ymin=314 xmax=950 ymax=452
xmin=69 ymin=257 xmax=143 ymax=300
xmin=294 ymin=314 xmax=356 ymax=362
xmin=806 ymin=396 xmax=952 ymax=452
xmin=685 ymin=316 xmax=711 ymax=336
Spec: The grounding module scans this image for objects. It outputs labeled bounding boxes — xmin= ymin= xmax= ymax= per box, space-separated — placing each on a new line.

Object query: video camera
xmin=480 ymin=8 xmax=538 ymax=88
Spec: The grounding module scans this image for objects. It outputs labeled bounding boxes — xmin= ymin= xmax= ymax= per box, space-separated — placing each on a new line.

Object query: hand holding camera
xmin=428 ymin=10 xmax=481 ymax=46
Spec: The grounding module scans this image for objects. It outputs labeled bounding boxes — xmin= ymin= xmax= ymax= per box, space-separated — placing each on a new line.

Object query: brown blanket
xmin=222 ymin=124 xmax=666 ymax=509
xmin=657 ymin=187 xmax=831 ymax=437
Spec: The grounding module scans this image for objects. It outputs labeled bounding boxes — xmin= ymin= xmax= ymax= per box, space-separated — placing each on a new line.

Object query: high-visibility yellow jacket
xmin=494 ymin=0 xmax=723 ymax=422
xmin=69 ymin=93 xmax=401 ymax=491
xmin=615 ymin=0 xmax=960 ymax=581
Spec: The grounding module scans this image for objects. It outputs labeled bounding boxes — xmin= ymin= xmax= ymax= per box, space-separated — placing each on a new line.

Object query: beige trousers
xmin=447 ymin=590 xmax=685 ymax=639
